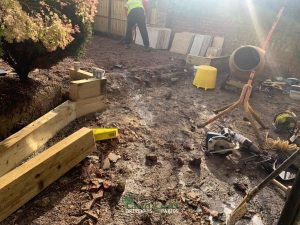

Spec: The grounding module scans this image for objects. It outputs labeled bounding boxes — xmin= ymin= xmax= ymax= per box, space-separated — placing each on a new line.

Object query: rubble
xmin=72 ymin=215 xmax=87 ymax=225
xmin=102 ymin=158 xmax=111 ymax=169
xmin=145 ymin=154 xmax=158 ymax=166
xmin=108 ymin=153 xmax=121 ymax=163
xmin=92 ymin=190 xmax=104 ymax=200
xmin=81 ymin=200 xmax=94 ymax=211
xmin=85 ymin=210 xmax=99 ymax=221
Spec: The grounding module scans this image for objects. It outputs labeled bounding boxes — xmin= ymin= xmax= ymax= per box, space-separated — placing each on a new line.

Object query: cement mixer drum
xmin=229 ymin=45 xmax=265 ymax=82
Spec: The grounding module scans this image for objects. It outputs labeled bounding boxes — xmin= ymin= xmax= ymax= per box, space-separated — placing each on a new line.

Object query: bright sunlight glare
xmin=246 ymin=0 xmax=265 ymax=47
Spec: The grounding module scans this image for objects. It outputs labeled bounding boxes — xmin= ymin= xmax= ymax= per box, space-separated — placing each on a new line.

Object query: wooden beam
xmin=69 ymin=69 xmax=94 ymax=81
xmin=186 ymin=54 xmax=212 ymax=65
xmin=0 ymin=128 xmax=96 ymax=222
xmin=0 ymin=101 xmax=76 ymax=177
xmin=69 ymin=78 xmax=101 ymax=101
xmin=75 ymin=96 xmax=106 ymax=118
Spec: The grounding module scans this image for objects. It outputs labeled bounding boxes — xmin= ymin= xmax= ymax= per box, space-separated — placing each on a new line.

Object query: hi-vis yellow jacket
xmin=126 ymin=0 xmax=144 ymax=14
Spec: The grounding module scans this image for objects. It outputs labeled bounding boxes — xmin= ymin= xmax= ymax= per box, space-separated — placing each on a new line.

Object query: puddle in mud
xmin=131 ymin=94 xmax=154 ymax=126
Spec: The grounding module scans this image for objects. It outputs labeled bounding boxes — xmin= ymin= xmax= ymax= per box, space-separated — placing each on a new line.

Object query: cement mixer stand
xmin=200 ymin=0 xmax=287 ymax=147
xmin=199 ymin=71 xmax=267 ymax=146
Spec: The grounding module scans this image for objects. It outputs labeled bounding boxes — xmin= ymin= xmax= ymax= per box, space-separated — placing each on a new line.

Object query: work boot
xmin=144 ymin=46 xmax=151 ymax=52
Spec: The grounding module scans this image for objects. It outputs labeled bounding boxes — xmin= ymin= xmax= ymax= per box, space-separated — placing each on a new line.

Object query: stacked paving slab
xmin=135 ymin=27 xmax=224 ymax=57
xmin=189 ymin=35 xmax=224 ymax=57
xmin=169 ymin=32 xmax=224 ymax=57
xmin=135 ymin=26 xmax=171 ymax=49
xmin=169 ymin=32 xmax=195 ymax=54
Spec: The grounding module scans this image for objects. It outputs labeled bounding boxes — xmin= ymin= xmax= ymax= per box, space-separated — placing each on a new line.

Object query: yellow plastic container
xmin=93 ymin=128 xmax=118 ymax=141
xmin=193 ymin=65 xmax=217 ymax=90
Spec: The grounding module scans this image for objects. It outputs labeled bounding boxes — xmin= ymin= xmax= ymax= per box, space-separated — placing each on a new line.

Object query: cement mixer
xmin=229 ymin=45 xmax=266 ymax=82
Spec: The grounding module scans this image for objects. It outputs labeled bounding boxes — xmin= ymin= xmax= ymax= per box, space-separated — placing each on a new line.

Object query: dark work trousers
xmin=125 ymin=7 xmax=149 ymax=47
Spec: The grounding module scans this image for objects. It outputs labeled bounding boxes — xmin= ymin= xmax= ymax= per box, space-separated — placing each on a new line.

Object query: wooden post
xmin=75 ymin=95 xmax=107 ymax=118
xmin=69 ymin=78 xmax=102 ymax=101
xmin=69 ymin=69 xmax=94 ymax=81
xmin=0 ymin=128 xmax=96 ymax=222
xmin=0 ymin=101 xmax=76 ymax=177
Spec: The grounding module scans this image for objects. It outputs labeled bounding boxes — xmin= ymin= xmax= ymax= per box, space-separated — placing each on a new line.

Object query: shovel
xmin=226 ymin=148 xmax=300 ymax=225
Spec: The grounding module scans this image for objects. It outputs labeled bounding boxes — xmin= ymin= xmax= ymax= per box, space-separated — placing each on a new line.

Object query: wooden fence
xmin=94 ymin=0 xmax=128 ymax=36
xmin=93 ymin=0 xmax=161 ymax=36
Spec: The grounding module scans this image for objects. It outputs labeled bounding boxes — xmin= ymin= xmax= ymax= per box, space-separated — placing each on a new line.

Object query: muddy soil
xmin=0 ymin=60 xmax=71 ymax=139
xmin=1 ymin=36 xmax=300 ymax=225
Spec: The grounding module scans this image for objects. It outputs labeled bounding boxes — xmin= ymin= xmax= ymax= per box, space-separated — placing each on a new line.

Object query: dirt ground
xmin=0 ymin=59 xmax=71 ymax=139
xmin=1 ymin=36 xmax=300 ymax=225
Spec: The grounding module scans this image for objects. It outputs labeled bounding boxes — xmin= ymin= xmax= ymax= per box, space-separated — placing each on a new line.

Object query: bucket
xmin=193 ymin=65 xmax=217 ymax=90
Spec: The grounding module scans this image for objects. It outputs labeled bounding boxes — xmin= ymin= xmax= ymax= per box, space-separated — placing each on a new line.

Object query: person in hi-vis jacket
xmin=124 ymin=0 xmax=150 ymax=51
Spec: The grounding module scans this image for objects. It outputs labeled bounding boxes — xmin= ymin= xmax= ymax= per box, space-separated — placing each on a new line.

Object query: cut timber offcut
xmin=69 ymin=78 xmax=101 ymax=101
xmin=70 ymin=69 xmax=94 ymax=81
xmin=0 ymin=101 xmax=76 ymax=177
xmin=75 ymin=95 xmax=106 ymax=118
xmin=0 ymin=127 xmax=96 ymax=222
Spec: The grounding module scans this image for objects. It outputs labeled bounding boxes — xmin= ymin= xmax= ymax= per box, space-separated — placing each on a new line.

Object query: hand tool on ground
xmin=206 ymin=127 xmax=298 ymax=196
xmin=205 ymin=127 xmax=262 ymax=156
xmin=259 ymin=80 xmax=288 ymax=96
xmin=205 ymin=131 xmax=239 ymax=155
xmin=226 ymin=148 xmax=300 ymax=225
xmin=271 ymin=179 xmax=292 ymax=196
xmin=222 ymin=127 xmax=298 ymax=181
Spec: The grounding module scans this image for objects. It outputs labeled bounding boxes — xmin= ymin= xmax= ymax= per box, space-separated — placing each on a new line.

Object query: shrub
xmin=0 ymin=0 xmax=98 ymax=80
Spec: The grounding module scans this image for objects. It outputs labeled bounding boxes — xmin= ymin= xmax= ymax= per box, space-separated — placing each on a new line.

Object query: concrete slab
xmin=205 ymin=47 xmax=222 ymax=57
xmin=199 ymin=35 xmax=213 ymax=56
xmin=135 ymin=27 xmax=171 ymax=49
xmin=212 ymin=36 xmax=224 ymax=49
xmin=170 ymin=32 xmax=195 ymax=55
xmin=189 ymin=34 xmax=205 ymax=56
xmin=157 ymin=28 xmax=171 ymax=49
